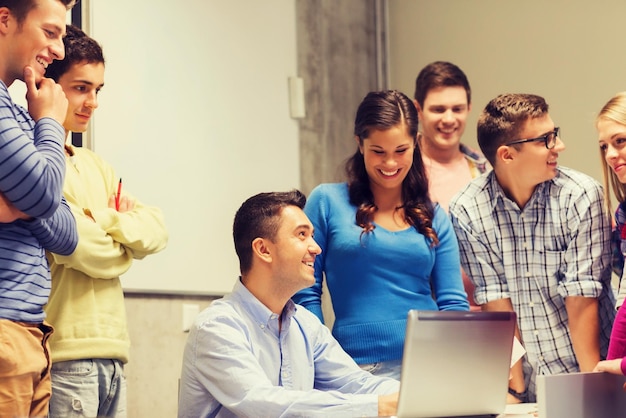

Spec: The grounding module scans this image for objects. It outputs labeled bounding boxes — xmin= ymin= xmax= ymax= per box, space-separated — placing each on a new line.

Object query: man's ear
xmin=0 ymin=8 xmax=12 ymax=35
xmin=414 ymin=99 xmax=423 ymax=120
xmin=496 ymin=144 xmax=515 ymax=165
xmin=251 ymin=237 xmax=272 ymax=264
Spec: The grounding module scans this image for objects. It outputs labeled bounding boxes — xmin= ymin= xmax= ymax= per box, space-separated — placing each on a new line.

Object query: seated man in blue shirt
xmin=178 ymin=190 xmax=399 ymax=418
xmin=449 ymin=93 xmax=616 ymax=403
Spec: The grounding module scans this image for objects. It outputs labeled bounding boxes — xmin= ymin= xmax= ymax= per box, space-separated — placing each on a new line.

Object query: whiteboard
xmin=87 ymin=0 xmax=300 ymax=295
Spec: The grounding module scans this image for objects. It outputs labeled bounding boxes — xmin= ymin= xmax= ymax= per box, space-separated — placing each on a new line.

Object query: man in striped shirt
xmin=449 ymin=93 xmax=616 ymax=403
xmin=0 ymin=0 xmax=78 ymax=416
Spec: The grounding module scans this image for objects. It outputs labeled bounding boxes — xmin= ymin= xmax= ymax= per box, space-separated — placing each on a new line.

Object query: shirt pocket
xmin=532 ymin=249 xmax=565 ymax=283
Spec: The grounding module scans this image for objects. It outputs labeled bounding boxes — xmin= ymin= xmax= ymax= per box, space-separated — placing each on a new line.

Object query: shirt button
xmin=525 ymin=271 xmax=531 ymax=277
xmin=260 ymin=324 xmax=265 ymax=329
xmin=528 ymin=302 xmax=534 ymax=307
xmin=534 ymin=330 xmax=539 ymax=336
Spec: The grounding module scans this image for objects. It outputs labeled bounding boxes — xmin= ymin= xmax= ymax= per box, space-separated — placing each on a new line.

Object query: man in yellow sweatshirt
xmin=44 ymin=25 xmax=169 ymax=418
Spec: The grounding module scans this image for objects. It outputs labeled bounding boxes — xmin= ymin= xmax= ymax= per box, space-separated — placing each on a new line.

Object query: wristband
xmin=508 ymin=387 xmax=528 ymax=403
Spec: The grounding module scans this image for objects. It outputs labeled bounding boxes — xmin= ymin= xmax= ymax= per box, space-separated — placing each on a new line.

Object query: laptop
xmin=396 ymin=310 xmax=516 ymax=418
xmin=537 ymin=371 xmax=626 ymax=418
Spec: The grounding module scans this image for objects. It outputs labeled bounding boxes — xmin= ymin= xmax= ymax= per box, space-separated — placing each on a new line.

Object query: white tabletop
xmin=499 ymin=403 xmax=538 ymax=417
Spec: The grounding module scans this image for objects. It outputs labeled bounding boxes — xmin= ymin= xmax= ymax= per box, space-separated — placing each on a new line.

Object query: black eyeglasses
xmin=505 ymin=127 xmax=560 ymax=150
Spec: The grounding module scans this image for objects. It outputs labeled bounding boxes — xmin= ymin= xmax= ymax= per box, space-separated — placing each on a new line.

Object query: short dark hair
xmin=46 ymin=24 xmax=104 ymax=82
xmin=0 ymin=0 xmax=77 ymax=24
xmin=233 ymin=190 xmax=306 ymax=274
xmin=414 ymin=61 xmax=471 ymax=108
xmin=477 ymin=93 xmax=549 ymax=166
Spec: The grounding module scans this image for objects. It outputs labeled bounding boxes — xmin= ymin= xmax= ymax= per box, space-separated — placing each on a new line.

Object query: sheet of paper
xmin=511 ymin=336 xmax=525 ymax=367
xmin=502 ymin=402 xmax=538 ymax=416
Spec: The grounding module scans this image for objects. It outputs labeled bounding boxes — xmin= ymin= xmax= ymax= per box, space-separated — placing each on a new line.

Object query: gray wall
xmin=388 ymin=0 xmax=625 ymax=184
xmin=297 ymin=0 xmax=385 ymax=195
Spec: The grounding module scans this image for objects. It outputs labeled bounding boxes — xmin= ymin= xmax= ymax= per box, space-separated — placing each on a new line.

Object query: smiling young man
xmin=414 ymin=61 xmax=490 ymax=311
xmin=43 ymin=25 xmax=168 ymax=418
xmin=0 ymin=1 xmax=79 ymax=417
xmin=179 ymin=190 xmax=400 ymax=418
xmin=449 ymin=93 xmax=616 ymax=403
xmin=414 ymin=61 xmax=490 ymax=212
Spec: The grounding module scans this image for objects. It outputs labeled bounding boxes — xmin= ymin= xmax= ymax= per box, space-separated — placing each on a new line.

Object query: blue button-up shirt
xmin=178 ymin=279 xmax=399 ymax=418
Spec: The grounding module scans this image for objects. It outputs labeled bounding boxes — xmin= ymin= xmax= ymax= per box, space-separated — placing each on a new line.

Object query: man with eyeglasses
xmin=449 ymin=93 xmax=616 ymax=403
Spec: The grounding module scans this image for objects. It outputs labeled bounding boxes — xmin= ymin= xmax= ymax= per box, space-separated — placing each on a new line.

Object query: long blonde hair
xmin=597 ymin=92 xmax=626 ymax=215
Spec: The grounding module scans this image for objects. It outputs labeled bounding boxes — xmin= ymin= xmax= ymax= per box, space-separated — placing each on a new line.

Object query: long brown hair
xmin=345 ymin=90 xmax=438 ymax=245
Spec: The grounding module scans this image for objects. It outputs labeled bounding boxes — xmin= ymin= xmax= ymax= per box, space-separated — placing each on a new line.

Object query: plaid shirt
xmin=449 ymin=166 xmax=616 ymax=401
xmin=459 ymin=143 xmax=491 ymax=177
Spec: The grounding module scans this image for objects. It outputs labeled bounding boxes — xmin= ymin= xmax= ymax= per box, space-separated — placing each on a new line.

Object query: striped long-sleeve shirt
xmin=0 ymin=81 xmax=78 ymax=323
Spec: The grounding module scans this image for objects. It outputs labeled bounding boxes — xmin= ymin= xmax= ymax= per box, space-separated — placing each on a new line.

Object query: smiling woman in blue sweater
xmin=292 ymin=90 xmax=469 ymax=379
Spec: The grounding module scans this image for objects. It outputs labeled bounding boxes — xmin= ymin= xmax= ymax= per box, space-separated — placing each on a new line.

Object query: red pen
xmin=115 ymin=178 xmax=122 ymax=211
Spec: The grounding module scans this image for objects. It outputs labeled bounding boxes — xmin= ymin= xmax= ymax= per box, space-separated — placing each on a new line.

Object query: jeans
xmin=359 ymin=359 xmax=402 ymax=380
xmin=49 ymin=358 xmax=127 ymax=418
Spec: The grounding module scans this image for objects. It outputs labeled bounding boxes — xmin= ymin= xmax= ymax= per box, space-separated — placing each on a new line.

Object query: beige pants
xmin=0 ymin=319 xmax=54 ymax=418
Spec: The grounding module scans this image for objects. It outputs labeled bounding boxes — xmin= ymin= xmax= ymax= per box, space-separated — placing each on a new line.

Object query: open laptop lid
xmin=537 ymin=372 xmax=626 ymax=418
xmin=396 ymin=310 xmax=516 ymax=418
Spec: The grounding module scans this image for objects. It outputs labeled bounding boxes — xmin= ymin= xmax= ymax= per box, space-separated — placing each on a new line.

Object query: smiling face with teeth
xmin=0 ymin=0 xmax=67 ymax=86
xmin=501 ymin=114 xmax=565 ymax=190
xmin=265 ymin=205 xmax=321 ymax=296
xmin=358 ymin=124 xmax=416 ymax=195
xmin=417 ymin=86 xmax=470 ymax=156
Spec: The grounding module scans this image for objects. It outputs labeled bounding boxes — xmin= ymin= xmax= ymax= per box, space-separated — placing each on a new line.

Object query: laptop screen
xmin=396 ymin=310 xmax=516 ymax=418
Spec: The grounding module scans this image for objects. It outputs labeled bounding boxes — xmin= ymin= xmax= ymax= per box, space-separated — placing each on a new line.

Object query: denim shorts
xmin=49 ymin=358 xmax=126 ymax=418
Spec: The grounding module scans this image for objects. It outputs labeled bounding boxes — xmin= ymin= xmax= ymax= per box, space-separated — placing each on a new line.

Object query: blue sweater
xmin=0 ymin=81 xmax=78 ymax=323
xmin=293 ymin=183 xmax=469 ymax=364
